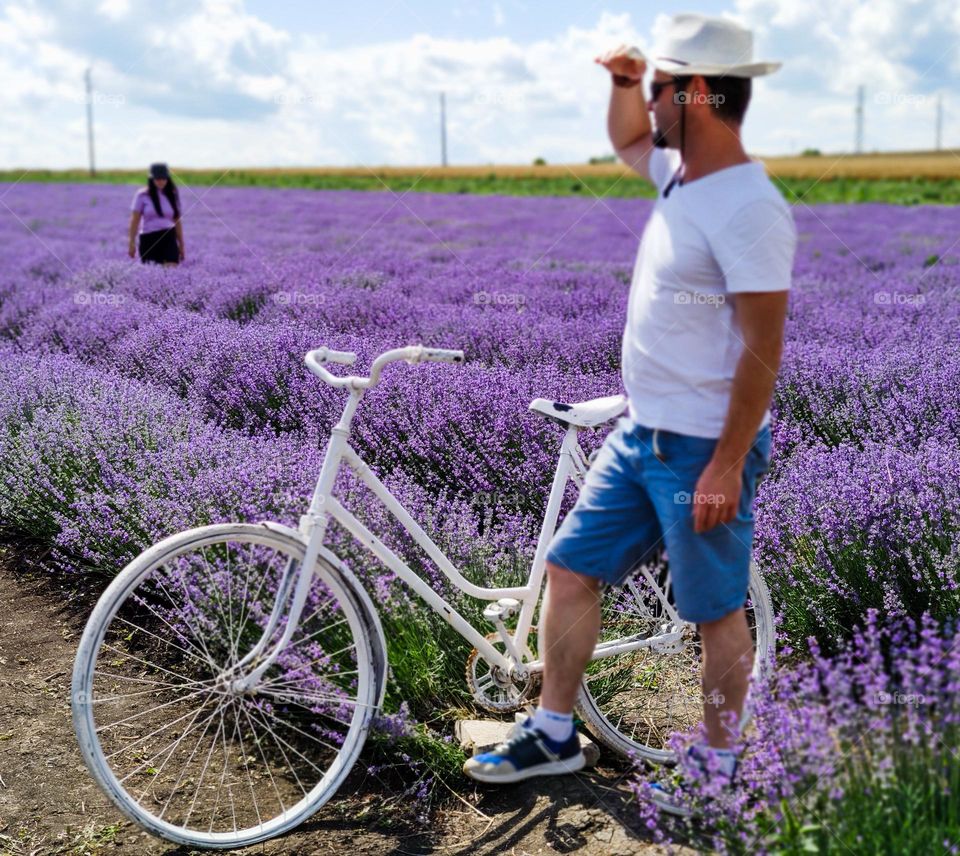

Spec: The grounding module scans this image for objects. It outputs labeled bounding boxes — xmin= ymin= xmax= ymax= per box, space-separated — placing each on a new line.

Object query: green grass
xmin=757 ymin=724 xmax=960 ymax=855
xmin=4 ymin=168 xmax=960 ymax=204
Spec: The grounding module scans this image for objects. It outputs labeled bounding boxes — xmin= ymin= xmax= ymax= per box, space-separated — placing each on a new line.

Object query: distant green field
xmin=2 ymin=167 xmax=959 ymax=205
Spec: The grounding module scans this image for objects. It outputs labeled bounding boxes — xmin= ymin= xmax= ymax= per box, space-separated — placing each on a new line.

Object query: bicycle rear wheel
xmin=72 ymin=523 xmax=384 ymax=849
xmin=575 ymin=558 xmax=774 ymax=764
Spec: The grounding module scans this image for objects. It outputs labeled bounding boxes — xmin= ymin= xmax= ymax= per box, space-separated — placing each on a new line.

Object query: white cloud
xmin=2 ymin=1 xmax=958 ymax=169
xmin=97 ymin=0 xmax=130 ymax=20
xmin=734 ymin=0 xmax=958 ymax=151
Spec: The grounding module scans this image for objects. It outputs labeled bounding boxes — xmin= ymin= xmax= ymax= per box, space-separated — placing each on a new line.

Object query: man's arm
xmin=595 ymin=45 xmax=656 ymax=184
xmin=692 ymin=290 xmax=788 ymax=533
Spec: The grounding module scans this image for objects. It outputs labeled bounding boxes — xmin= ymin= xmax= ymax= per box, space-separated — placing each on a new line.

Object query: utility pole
xmin=440 ymin=91 xmax=448 ymax=167
xmin=85 ymin=67 xmax=96 ymax=176
xmin=936 ymin=94 xmax=943 ymax=151
xmin=854 ymin=85 xmax=864 ymax=154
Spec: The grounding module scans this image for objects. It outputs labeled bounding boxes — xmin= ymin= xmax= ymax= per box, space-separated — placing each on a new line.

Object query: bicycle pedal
xmin=483 ymin=597 xmax=521 ymax=622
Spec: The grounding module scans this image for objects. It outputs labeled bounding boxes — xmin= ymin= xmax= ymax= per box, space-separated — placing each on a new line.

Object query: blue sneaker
xmin=649 ymin=745 xmax=738 ymax=817
xmin=463 ymin=719 xmax=585 ymax=784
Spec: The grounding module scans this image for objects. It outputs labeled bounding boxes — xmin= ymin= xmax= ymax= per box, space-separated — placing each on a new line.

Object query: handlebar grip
xmin=313 ymin=347 xmax=357 ymax=366
xmin=423 ymin=348 xmax=465 ymax=364
xmin=402 ymin=345 xmax=465 ymax=366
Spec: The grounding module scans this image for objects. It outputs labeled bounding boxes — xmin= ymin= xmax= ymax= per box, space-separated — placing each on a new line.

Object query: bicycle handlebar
xmin=305 ymin=344 xmax=464 ymax=390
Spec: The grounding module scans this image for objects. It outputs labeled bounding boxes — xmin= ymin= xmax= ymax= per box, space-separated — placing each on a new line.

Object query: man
xmin=464 ymin=14 xmax=796 ymax=814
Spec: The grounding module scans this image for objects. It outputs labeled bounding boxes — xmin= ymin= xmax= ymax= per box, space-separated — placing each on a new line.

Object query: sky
xmin=2 ymin=0 xmax=958 ymax=169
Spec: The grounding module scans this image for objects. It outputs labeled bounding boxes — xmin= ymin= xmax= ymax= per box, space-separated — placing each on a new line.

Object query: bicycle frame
xmin=233 ymin=355 xmax=685 ymax=693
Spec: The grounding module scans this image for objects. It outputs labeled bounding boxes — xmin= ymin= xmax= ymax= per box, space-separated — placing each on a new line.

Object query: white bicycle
xmin=72 ymin=344 xmax=775 ymax=849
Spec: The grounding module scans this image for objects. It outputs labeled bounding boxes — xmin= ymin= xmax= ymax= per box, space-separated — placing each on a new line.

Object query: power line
xmin=854 ymin=85 xmax=864 ymax=153
xmin=84 ymin=67 xmax=96 ymax=176
xmin=439 ymin=91 xmax=448 ymax=167
xmin=936 ymin=94 xmax=943 ymax=150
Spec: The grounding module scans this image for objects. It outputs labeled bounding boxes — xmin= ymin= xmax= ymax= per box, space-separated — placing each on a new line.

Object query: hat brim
xmin=649 ymin=57 xmax=782 ymax=78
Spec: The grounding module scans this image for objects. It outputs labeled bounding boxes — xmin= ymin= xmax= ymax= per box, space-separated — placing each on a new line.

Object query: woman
xmin=128 ymin=163 xmax=184 ymax=265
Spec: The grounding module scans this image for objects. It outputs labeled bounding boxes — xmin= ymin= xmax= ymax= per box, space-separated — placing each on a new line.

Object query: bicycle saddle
xmin=529 ymin=394 xmax=627 ymax=429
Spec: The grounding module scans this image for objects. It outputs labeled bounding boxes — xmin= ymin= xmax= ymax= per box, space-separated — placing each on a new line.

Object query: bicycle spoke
xmin=209 ymin=698 xmax=238 ymax=834
xmin=115 ymin=602 xmax=214 ymax=672
xmin=255 ymin=640 xmax=358 ymax=691
xmin=198 ymin=544 xmax=236 ymax=664
xmin=231 ymin=696 xmax=265 ymax=830
xmin=100 ymin=642 xmax=213 ymax=686
xmin=243 ymin=704 xmax=337 ymax=774
xmin=89 ymin=683 xmax=210 ymax=705
xmin=123 ymin=697 xmax=220 ymax=790
xmin=183 ymin=702 xmax=227 ymax=829
xmin=251 ymin=698 xmax=349 ymax=757
xmin=254 ymin=688 xmax=362 ymax=728
xmin=153 ymin=576 xmax=221 ymax=672
xmin=98 ymin=685 xmax=216 ymax=736
xmin=247 ymin=706 xmax=309 ymax=803
xmin=237 ymin=702 xmax=287 ymax=819
xmin=106 ymin=691 xmax=219 ymax=760
xmin=93 ymin=670 xmax=212 ymax=692
xmin=276 ymin=616 xmax=349 ymax=658
xmin=157 ymin=696 xmax=228 ymax=822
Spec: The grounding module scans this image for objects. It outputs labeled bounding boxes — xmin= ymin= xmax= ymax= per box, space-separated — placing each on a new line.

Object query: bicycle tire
xmin=72 ymin=522 xmax=386 ymax=849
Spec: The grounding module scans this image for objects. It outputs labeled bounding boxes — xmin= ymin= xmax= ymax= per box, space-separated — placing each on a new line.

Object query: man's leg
xmin=461 ymin=561 xmax=601 ymax=782
xmin=538 ymin=561 xmax=603 ymax=713
xmin=463 ymin=419 xmax=657 ymax=782
xmin=698 ymin=605 xmax=753 ymax=749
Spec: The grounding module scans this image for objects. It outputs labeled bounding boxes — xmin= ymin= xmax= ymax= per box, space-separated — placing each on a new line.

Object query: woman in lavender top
xmin=128 ymin=162 xmax=184 ymax=266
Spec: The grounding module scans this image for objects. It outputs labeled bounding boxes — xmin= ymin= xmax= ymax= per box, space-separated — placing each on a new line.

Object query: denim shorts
xmin=545 ymin=416 xmax=771 ymax=624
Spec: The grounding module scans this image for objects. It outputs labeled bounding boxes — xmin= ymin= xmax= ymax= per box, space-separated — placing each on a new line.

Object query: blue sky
xmin=2 ymin=0 xmax=957 ymax=169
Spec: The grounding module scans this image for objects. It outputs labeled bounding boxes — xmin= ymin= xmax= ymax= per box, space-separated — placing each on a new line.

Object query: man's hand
xmin=594 ymin=44 xmax=646 ymax=83
xmin=692 ymin=458 xmax=742 ymax=533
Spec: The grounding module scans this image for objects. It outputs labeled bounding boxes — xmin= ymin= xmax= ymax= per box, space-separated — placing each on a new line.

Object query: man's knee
xmin=545 ymin=561 xmax=602 ymax=597
xmin=698 ymin=606 xmax=747 ymax=639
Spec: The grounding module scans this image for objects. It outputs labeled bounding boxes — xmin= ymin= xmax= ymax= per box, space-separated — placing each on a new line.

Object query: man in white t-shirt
xmin=465 ymin=15 xmax=796 ymax=813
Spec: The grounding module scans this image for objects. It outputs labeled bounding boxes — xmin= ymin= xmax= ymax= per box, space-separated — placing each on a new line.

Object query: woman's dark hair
xmin=675 ymin=74 xmax=753 ymax=124
xmin=147 ymin=176 xmax=181 ymax=221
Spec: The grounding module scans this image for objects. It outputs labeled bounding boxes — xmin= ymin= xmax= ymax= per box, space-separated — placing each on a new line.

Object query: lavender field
xmin=1 ymin=182 xmax=959 ymax=851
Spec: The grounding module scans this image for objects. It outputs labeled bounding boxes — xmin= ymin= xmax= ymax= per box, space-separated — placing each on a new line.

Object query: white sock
xmin=713 ymin=748 xmax=737 ymax=777
xmin=692 ymin=744 xmax=737 ymax=777
xmin=530 ymin=706 xmax=574 ymax=742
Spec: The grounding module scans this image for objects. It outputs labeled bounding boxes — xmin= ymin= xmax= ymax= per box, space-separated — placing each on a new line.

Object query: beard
xmin=652 ymin=128 xmax=669 ymax=148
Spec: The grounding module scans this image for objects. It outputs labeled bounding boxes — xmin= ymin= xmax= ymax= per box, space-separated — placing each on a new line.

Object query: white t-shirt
xmin=621 ymin=146 xmax=797 ymax=439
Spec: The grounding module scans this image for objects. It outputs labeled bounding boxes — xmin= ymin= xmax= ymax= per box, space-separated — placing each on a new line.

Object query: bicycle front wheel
xmin=72 ymin=523 xmax=384 ymax=849
xmin=575 ymin=558 xmax=775 ymax=765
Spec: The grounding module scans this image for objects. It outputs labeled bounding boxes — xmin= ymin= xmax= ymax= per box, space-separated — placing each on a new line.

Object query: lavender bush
xmin=638 ymin=611 xmax=960 ymax=853
xmin=1 ymin=182 xmax=959 ymax=835
xmin=2 ymin=184 xmax=958 ymax=645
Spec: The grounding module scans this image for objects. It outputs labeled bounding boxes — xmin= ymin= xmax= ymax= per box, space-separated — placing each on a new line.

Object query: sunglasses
xmin=649 ymin=77 xmax=685 ymax=103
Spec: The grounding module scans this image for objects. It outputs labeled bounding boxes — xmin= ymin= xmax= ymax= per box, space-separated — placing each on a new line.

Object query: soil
xmin=0 ymin=559 xmax=685 ymax=856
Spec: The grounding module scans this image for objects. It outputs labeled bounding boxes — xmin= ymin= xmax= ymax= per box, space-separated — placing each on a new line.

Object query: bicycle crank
xmin=465 ymin=631 xmax=541 ymax=714
xmin=649 ymin=622 xmax=690 ymax=654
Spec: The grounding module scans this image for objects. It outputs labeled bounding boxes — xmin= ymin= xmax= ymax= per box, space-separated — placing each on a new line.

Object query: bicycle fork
xmin=227 ymin=392 xmax=363 ymax=693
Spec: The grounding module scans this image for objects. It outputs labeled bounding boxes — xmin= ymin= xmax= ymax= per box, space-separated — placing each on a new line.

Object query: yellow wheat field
xmin=236 ymin=150 xmax=960 ymax=181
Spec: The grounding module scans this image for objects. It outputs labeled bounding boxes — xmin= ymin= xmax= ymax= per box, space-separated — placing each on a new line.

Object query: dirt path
xmin=0 ymin=561 xmax=675 ymax=855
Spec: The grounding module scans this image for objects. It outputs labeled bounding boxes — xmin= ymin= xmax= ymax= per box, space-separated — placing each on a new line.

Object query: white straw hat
xmin=646 ymin=14 xmax=781 ymax=78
